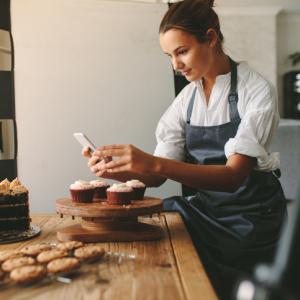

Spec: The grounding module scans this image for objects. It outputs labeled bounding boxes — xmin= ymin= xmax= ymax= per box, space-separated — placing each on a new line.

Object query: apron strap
xmin=228 ymin=57 xmax=241 ymax=123
xmin=186 ymin=57 xmax=241 ymax=124
xmin=186 ymin=87 xmax=197 ymax=124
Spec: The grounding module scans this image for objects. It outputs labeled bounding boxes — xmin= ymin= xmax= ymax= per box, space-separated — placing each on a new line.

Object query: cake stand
xmin=55 ymin=197 xmax=163 ymax=242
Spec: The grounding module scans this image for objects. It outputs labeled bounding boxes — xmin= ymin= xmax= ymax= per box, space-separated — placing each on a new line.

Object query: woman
xmin=83 ymin=0 xmax=286 ymax=298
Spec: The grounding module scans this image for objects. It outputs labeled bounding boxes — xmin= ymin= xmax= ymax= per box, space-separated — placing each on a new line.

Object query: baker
xmin=83 ymin=0 xmax=287 ymax=298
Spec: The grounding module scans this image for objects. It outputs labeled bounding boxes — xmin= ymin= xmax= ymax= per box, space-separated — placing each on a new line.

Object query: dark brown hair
xmin=159 ymin=0 xmax=223 ymax=48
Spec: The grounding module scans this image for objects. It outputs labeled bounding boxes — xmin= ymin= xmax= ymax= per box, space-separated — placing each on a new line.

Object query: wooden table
xmin=0 ymin=213 xmax=217 ymax=300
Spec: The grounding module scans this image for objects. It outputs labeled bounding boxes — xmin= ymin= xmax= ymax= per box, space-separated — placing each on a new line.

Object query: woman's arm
xmin=92 ymin=144 xmax=256 ymax=192
xmin=154 ymin=153 xmax=256 ymax=192
xmin=83 ymin=147 xmax=167 ymax=187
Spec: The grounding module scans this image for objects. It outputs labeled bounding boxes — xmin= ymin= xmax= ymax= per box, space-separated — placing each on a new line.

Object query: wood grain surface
xmin=0 ymin=213 xmax=218 ymax=300
xmin=56 ymin=197 xmax=163 ymax=218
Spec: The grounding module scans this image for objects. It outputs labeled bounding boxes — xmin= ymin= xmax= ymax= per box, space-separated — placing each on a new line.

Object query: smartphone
xmin=73 ymin=132 xmax=97 ymax=154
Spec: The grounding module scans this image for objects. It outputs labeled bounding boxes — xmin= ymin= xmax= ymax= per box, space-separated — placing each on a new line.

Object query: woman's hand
xmin=82 ymin=146 xmax=112 ymax=178
xmin=92 ymin=144 xmax=158 ymax=175
xmin=82 ymin=145 xmax=166 ymax=187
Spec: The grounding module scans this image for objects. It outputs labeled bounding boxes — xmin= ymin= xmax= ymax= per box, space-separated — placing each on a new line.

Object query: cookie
xmin=0 ymin=249 xmax=23 ymax=263
xmin=47 ymin=257 xmax=80 ymax=274
xmin=57 ymin=241 xmax=84 ymax=251
xmin=20 ymin=244 xmax=53 ymax=256
xmin=2 ymin=256 xmax=36 ymax=272
xmin=10 ymin=265 xmax=47 ymax=284
xmin=74 ymin=245 xmax=105 ymax=261
xmin=37 ymin=249 xmax=68 ymax=263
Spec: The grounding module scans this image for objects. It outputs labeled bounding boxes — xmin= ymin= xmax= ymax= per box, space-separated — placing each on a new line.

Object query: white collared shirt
xmin=154 ymin=62 xmax=280 ymax=171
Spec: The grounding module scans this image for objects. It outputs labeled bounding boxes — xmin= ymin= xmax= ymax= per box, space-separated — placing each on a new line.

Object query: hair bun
xmin=208 ymin=0 xmax=214 ymax=8
xmin=193 ymin=0 xmax=214 ymax=8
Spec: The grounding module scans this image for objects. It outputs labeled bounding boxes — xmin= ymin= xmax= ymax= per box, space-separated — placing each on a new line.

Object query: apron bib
xmin=163 ymin=58 xmax=287 ymax=299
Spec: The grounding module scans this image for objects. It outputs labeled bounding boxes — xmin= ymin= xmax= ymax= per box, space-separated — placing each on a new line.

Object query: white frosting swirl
xmin=126 ymin=179 xmax=145 ymax=188
xmin=70 ymin=180 xmax=94 ymax=190
xmin=89 ymin=180 xmax=109 ymax=187
xmin=107 ymin=183 xmax=133 ymax=193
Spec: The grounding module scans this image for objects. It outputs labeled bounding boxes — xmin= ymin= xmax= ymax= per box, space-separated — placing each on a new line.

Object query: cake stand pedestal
xmin=55 ymin=197 xmax=163 ymax=242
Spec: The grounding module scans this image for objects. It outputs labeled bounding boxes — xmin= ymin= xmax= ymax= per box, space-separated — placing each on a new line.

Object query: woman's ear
xmin=206 ymin=28 xmax=219 ymax=48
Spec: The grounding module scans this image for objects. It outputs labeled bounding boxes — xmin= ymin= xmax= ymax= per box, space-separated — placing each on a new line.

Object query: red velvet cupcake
xmin=69 ymin=180 xmax=95 ymax=203
xmin=106 ymin=183 xmax=133 ymax=205
xmin=126 ymin=180 xmax=146 ymax=200
xmin=90 ymin=180 xmax=110 ymax=200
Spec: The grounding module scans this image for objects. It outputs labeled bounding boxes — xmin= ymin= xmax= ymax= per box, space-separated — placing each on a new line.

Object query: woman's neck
xmin=203 ymin=52 xmax=231 ymax=87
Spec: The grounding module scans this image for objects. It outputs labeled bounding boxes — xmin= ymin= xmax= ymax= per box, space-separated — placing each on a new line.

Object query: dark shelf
xmin=0 ymin=0 xmax=10 ymax=30
xmin=0 ymin=71 xmax=14 ymax=119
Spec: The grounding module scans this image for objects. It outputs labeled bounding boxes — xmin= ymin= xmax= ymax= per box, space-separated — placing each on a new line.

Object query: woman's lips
xmin=181 ymin=69 xmax=192 ymax=76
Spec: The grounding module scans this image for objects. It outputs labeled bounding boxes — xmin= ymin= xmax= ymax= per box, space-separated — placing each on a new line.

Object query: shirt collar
xmin=194 ymin=61 xmax=249 ymax=87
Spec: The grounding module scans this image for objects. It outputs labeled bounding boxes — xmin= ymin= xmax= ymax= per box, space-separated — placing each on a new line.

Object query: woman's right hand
xmin=82 ymin=147 xmax=112 ymax=177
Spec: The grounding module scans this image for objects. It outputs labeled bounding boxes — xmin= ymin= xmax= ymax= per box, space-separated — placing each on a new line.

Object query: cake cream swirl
xmin=69 ymin=180 xmax=94 ymax=190
xmin=107 ymin=183 xmax=133 ymax=193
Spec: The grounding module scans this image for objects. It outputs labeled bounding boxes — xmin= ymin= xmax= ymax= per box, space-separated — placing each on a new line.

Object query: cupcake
xmin=106 ymin=183 xmax=133 ymax=205
xmin=89 ymin=180 xmax=110 ymax=200
xmin=69 ymin=180 xmax=95 ymax=203
xmin=126 ymin=180 xmax=146 ymax=200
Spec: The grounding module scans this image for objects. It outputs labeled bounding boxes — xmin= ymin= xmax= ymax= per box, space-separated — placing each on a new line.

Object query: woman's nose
xmin=172 ymin=57 xmax=183 ymax=71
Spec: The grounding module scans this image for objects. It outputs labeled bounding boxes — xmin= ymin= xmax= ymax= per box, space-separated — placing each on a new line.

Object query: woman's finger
xmin=95 ymin=169 xmax=106 ymax=177
xmin=94 ymin=149 xmax=125 ymax=158
xmin=88 ymin=155 xmax=101 ymax=167
xmin=104 ymin=156 xmax=129 ymax=170
xmin=97 ymin=144 xmax=125 ymax=151
xmin=94 ymin=160 xmax=108 ymax=172
xmin=103 ymin=156 xmax=112 ymax=163
xmin=82 ymin=146 xmax=91 ymax=158
xmin=107 ymin=165 xmax=129 ymax=173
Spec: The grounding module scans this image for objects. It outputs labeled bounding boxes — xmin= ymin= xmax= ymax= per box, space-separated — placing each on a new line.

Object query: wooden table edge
xmin=163 ymin=212 xmax=218 ymax=300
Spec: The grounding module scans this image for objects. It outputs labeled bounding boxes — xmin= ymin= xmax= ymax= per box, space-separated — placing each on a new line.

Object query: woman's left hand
xmin=92 ymin=144 xmax=157 ymax=175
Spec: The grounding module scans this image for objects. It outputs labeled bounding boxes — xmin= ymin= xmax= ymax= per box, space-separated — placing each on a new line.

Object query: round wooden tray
xmin=56 ymin=197 xmax=163 ymax=243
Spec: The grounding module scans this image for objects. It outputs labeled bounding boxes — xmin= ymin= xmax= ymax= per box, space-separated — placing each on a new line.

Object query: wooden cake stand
xmin=56 ymin=197 xmax=163 ymax=242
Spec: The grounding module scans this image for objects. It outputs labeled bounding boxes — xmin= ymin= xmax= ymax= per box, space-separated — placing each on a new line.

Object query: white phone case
xmin=73 ymin=132 xmax=97 ymax=153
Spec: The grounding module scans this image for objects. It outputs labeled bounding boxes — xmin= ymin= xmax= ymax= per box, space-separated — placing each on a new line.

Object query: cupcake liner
xmin=93 ymin=186 xmax=109 ymax=200
xmin=132 ymin=187 xmax=146 ymax=200
xmin=106 ymin=191 xmax=132 ymax=205
xmin=70 ymin=188 xmax=95 ymax=203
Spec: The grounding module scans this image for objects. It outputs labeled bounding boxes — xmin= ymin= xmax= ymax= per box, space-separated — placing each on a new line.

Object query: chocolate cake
xmin=0 ymin=178 xmax=31 ymax=231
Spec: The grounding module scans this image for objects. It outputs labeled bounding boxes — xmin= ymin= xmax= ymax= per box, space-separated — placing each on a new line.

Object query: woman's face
xmin=159 ymin=29 xmax=213 ymax=82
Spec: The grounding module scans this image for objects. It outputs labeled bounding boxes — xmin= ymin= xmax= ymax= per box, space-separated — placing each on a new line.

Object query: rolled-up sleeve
xmin=224 ymin=81 xmax=280 ymax=171
xmin=154 ymin=93 xmax=186 ymax=161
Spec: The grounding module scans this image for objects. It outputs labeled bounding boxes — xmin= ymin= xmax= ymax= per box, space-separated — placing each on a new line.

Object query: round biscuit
xmin=20 ymin=244 xmax=53 ymax=256
xmin=0 ymin=249 xmax=23 ymax=263
xmin=37 ymin=249 xmax=68 ymax=263
xmin=10 ymin=265 xmax=46 ymax=284
xmin=2 ymin=256 xmax=36 ymax=272
xmin=74 ymin=245 xmax=105 ymax=261
xmin=47 ymin=257 xmax=80 ymax=274
xmin=57 ymin=241 xmax=84 ymax=251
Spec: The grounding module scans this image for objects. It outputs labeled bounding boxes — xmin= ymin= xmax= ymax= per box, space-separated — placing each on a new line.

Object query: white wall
xmin=215 ymin=6 xmax=279 ymax=93
xmin=216 ymin=0 xmax=300 ymax=114
xmin=216 ymin=0 xmax=298 ymax=8
xmin=12 ymin=0 xmax=181 ymax=212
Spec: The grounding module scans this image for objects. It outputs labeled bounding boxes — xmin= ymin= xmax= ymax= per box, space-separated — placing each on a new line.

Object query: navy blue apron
xmin=163 ymin=58 xmax=287 ymax=299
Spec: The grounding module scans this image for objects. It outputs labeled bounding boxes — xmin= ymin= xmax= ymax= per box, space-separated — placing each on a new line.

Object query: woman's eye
xmin=178 ymin=49 xmax=188 ymax=55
